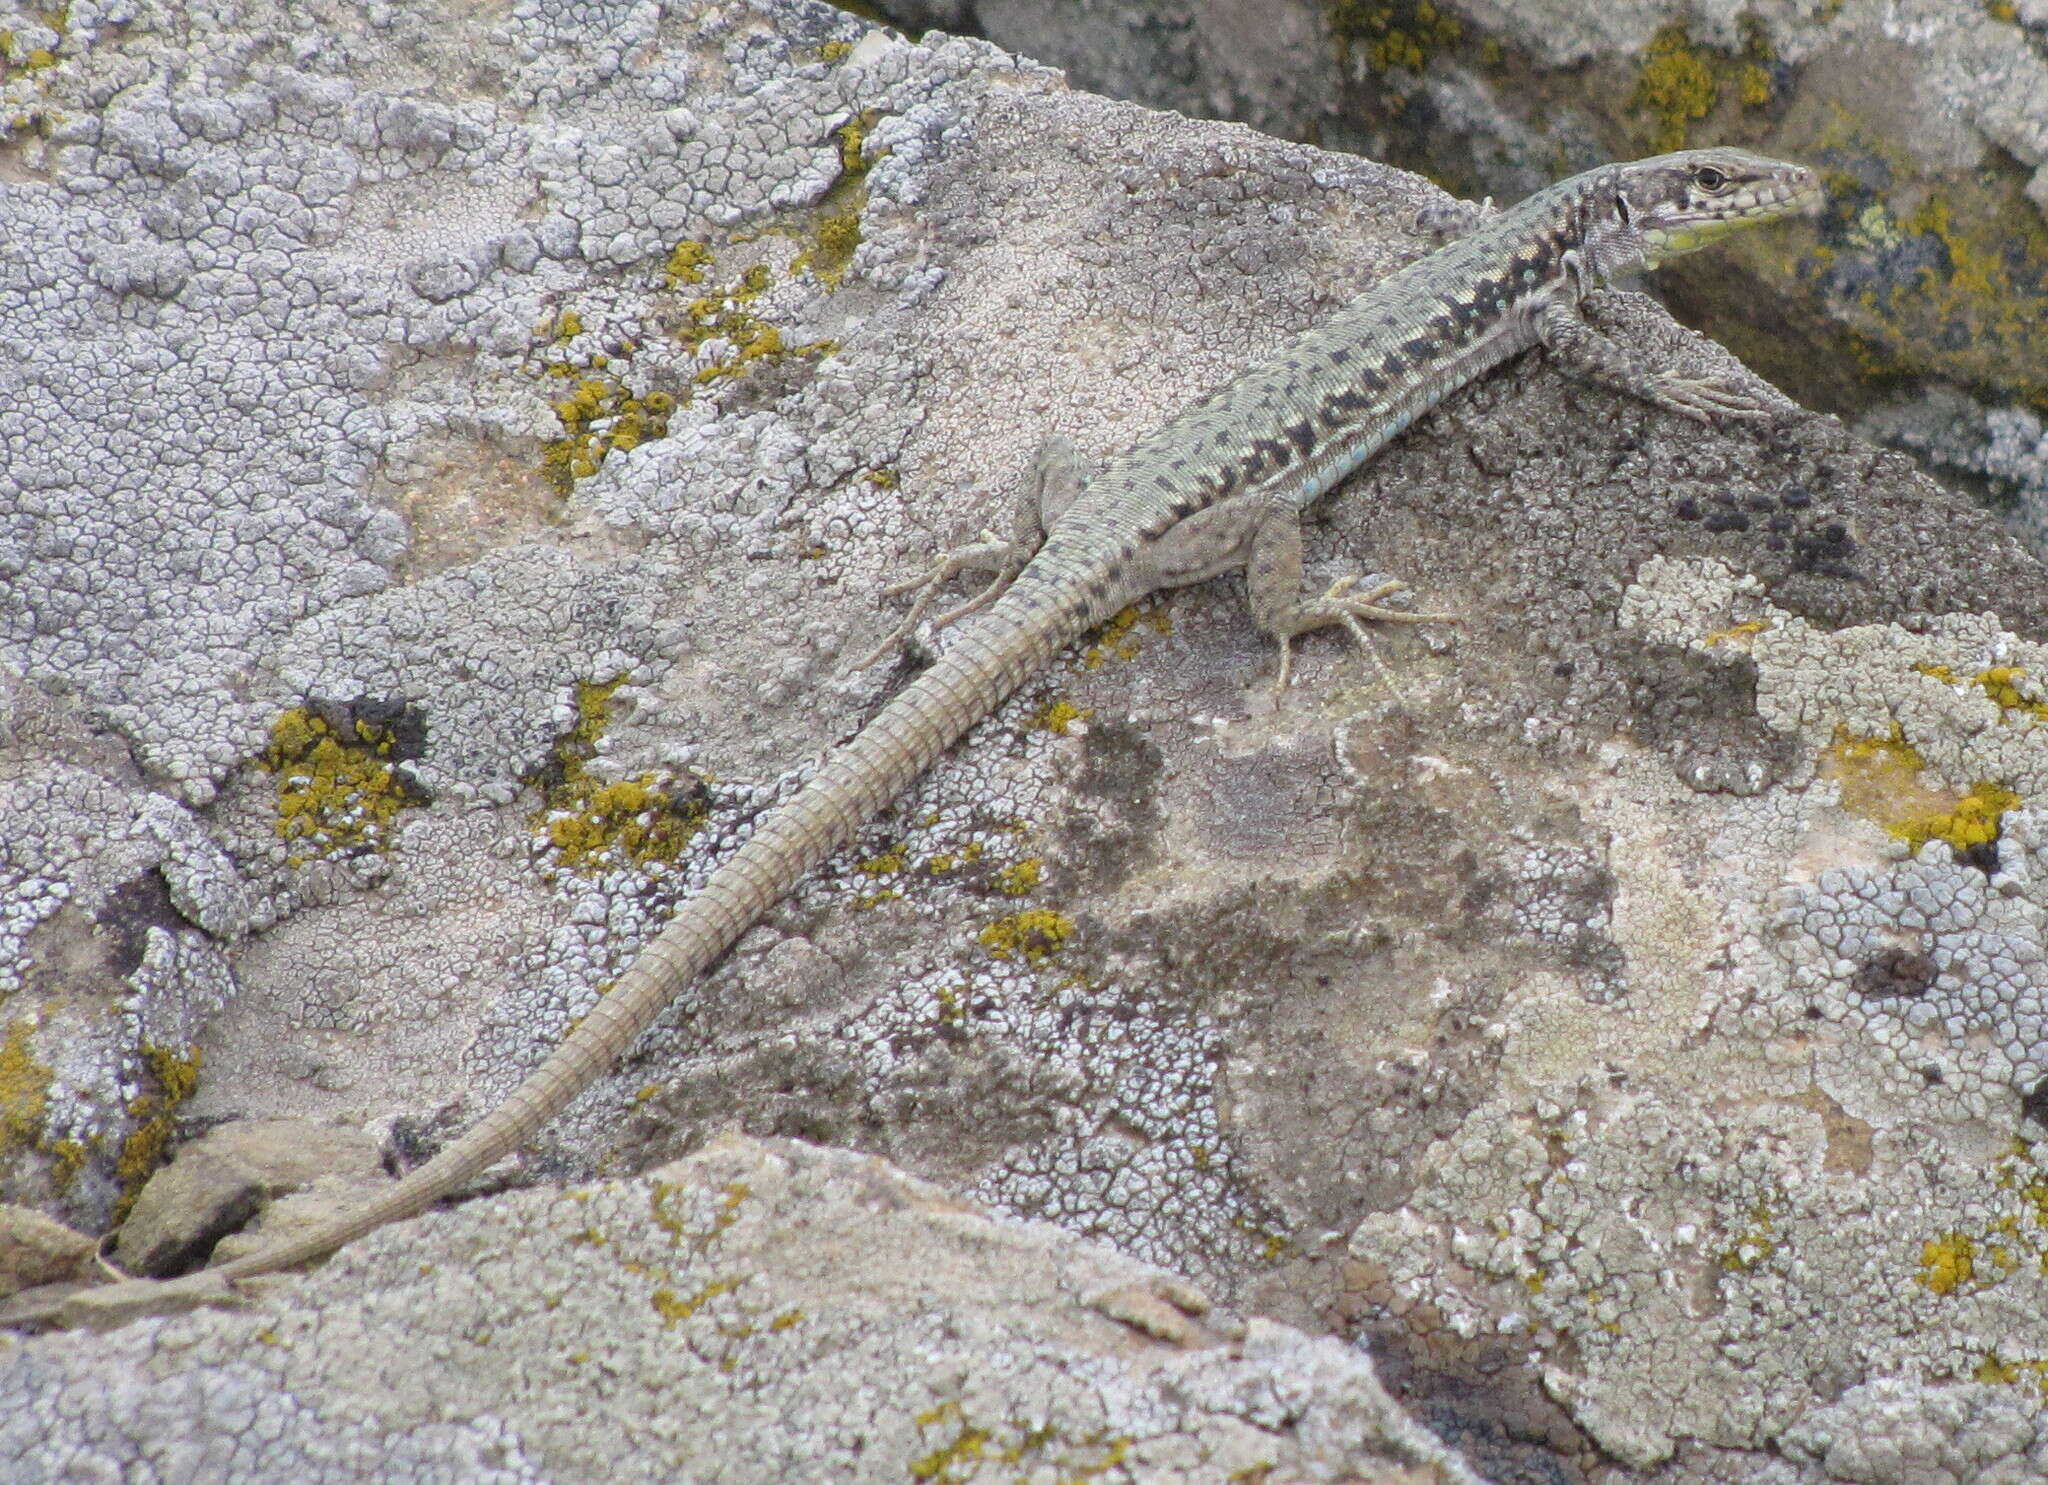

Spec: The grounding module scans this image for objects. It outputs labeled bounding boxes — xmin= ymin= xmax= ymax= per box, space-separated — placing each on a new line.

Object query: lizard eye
xmin=1693 ymin=165 xmax=1729 ymax=191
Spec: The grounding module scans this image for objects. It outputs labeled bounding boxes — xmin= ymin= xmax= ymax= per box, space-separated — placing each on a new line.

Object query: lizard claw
xmin=852 ymin=535 xmax=1025 ymax=670
xmin=1645 ymin=372 xmax=1778 ymax=423
xmin=1272 ymin=575 xmax=1460 ymax=695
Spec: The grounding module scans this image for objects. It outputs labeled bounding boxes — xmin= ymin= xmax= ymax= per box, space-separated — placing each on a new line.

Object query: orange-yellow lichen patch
xmin=1822 ymin=730 xmax=2019 ymax=853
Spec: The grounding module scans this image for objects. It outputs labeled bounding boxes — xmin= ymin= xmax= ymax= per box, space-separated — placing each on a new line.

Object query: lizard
xmin=4 ymin=147 xmax=1819 ymax=1330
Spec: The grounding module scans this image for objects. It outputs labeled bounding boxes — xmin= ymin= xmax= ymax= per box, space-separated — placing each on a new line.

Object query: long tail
xmin=213 ymin=569 xmax=1096 ymax=1281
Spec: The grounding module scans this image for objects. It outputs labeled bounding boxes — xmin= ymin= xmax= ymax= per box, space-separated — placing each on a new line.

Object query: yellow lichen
xmin=649 ymin=1276 xmax=742 ymax=1326
xmin=538 ymin=361 xmax=675 ymax=495
xmin=1035 ymin=699 xmax=1092 ymax=734
xmin=0 ymin=1019 xmax=51 ymax=1151
xmin=533 ymin=678 xmax=707 ymax=874
xmin=673 ymin=260 xmax=836 ymax=386
xmin=664 ymin=239 xmax=714 ymax=287
xmin=48 ymin=1137 xmax=88 ymax=1192
xmin=1821 ymin=729 xmax=2020 ymax=853
xmin=1718 ymin=1202 xmax=1778 ymax=1272
xmin=978 ymin=909 xmax=1073 ymax=966
xmin=263 ymin=706 xmax=423 ymax=866
xmin=786 ymin=112 xmax=879 ymax=288
xmin=791 ymin=208 xmax=863 ymax=287
xmin=1703 ymin=619 xmax=1772 ymax=648
xmin=1633 ymin=26 xmax=1717 ymax=152
xmin=1625 ymin=18 xmax=1778 ymax=151
xmin=995 ymin=858 xmax=1041 ymax=896
xmin=113 ymin=1041 xmax=201 ymax=1220
xmin=909 ymin=1400 xmax=1129 ymax=1484
xmin=927 ymin=842 xmax=982 ymax=875
xmin=1970 ymin=665 xmax=2048 ymax=720
xmin=1081 ymin=602 xmax=1170 ymax=670
xmin=649 ymin=1178 xmax=749 ymax=1252
xmin=1919 ymin=1231 xmax=1977 ymax=1295
xmin=1328 ymin=0 xmax=1462 ymax=75
xmin=1897 ymin=1143 xmax=2048 ymax=1315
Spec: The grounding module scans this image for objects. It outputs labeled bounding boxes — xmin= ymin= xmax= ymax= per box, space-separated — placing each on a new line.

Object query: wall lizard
xmin=7 ymin=148 xmax=1820 ymax=1329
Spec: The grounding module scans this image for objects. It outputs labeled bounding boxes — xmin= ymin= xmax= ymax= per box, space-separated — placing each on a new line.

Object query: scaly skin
xmin=4 ymin=148 xmax=1819 ymax=1331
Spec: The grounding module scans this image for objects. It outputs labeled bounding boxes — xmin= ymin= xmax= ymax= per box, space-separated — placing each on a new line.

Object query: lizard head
xmin=1618 ymin=149 xmax=1822 ymax=268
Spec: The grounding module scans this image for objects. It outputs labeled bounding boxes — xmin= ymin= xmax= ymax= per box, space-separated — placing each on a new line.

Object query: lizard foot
xmin=850 ymin=535 xmax=1027 ymax=670
xmin=1641 ymin=371 xmax=1779 ymax=423
xmin=1273 ymin=575 xmax=1459 ymax=695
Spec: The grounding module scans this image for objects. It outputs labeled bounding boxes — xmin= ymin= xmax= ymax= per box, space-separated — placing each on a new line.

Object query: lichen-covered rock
xmin=0 ymin=1135 xmax=1486 ymax=1484
xmin=6 ymin=0 xmax=2048 ymax=1480
xmin=889 ymin=0 xmax=2048 ymax=551
xmin=0 ymin=1206 xmax=95 ymax=1299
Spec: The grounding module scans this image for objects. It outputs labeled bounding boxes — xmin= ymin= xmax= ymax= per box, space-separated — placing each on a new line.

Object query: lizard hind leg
xmin=852 ymin=436 xmax=1090 ymax=669
xmin=1245 ymin=497 xmax=1458 ymax=696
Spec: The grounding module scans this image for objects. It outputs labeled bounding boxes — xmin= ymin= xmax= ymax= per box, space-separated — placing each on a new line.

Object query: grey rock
xmin=114 ymin=1120 xmax=386 ymax=1277
xmin=0 ymin=1206 xmax=96 ymax=1299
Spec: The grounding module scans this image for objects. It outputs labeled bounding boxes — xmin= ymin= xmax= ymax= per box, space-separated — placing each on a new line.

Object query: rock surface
xmin=886 ymin=0 xmax=2048 ymax=548
xmin=113 ymin=1119 xmax=387 ymax=1277
xmin=1 ymin=1134 xmax=1485 ymax=1483
xmin=0 ymin=1206 xmax=95 ymax=1298
xmin=2 ymin=0 xmax=2046 ymax=1480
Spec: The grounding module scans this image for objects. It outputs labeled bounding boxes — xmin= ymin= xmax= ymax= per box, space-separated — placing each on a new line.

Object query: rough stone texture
xmin=889 ymin=0 xmax=2048 ymax=551
xmin=0 ymin=1135 xmax=1486 ymax=1484
xmin=113 ymin=1119 xmax=386 ymax=1277
xmin=4 ymin=0 xmax=2048 ymax=1480
xmin=0 ymin=1207 xmax=96 ymax=1297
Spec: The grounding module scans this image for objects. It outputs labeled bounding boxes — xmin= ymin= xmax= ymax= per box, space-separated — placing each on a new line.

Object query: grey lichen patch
xmin=1333 ymin=555 xmax=2048 ymax=1464
xmin=0 ymin=1137 xmax=1487 ymax=1482
xmin=0 ymin=686 xmax=246 ymax=1223
xmin=1350 ymin=1081 xmax=2048 ymax=1467
xmin=1623 ymin=556 xmax=2048 ymax=805
xmin=1621 ymin=557 xmax=2048 ymax=1122
xmin=272 ymin=547 xmax=677 ymax=805
xmin=0 ymin=9 xmax=69 ymax=146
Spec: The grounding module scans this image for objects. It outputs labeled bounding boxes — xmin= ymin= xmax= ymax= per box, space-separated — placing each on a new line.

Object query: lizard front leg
xmin=1242 ymin=494 xmax=1456 ymax=693
xmin=854 ymin=435 xmax=1089 ymax=668
xmin=1537 ymin=296 xmax=1779 ymax=423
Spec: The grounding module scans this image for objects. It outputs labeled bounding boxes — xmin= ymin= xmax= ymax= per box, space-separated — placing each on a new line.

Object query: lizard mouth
xmin=1643 ymin=168 xmax=1822 ymax=263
